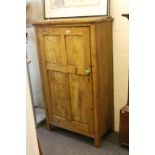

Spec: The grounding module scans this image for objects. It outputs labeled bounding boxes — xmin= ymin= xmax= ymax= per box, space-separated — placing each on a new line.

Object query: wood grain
xmin=33 ymin=16 xmax=112 ymax=26
xmin=48 ymin=72 xmax=67 ymax=119
xmin=89 ymin=24 xmax=101 ymax=146
xmin=119 ymin=105 xmax=129 ymax=146
xmin=33 ymin=16 xmax=113 ymax=147
xmin=95 ymin=21 xmax=114 ymax=136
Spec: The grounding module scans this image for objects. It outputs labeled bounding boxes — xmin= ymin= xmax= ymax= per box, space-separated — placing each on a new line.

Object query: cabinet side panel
xmin=90 ymin=25 xmax=102 ymax=146
xmin=95 ymin=21 xmax=114 ymax=136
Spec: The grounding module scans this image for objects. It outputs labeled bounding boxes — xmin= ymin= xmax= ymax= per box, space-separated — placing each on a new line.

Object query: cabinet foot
xmin=50 ymin=125 xmax=55 ymax=130
xmin=46 ymin=123 xmax=51 ymax=130
xmin=94 ymin=136 xmax=101 ymax=147
xmin=46 ymin=123 xmax=55 ymax=131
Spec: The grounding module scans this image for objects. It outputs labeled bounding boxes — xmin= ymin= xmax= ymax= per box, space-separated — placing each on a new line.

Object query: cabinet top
xmin=33 ymin=16 xmax=113 ymax=26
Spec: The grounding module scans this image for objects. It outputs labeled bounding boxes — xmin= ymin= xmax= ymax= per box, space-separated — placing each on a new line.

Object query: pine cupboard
xmin=33 ymin=17 xmax=114 ymax=147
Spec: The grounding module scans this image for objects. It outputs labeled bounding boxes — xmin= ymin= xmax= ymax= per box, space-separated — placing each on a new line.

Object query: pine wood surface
xmin=33 ymin=16 xmax=112 ymax=26
xmin=33 ymin=16 xmax=113 ymax=147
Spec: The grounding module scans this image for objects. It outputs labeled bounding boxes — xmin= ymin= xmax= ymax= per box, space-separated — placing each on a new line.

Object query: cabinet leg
xmin=46 ymin=123 xmax=51 ymax=130
xmin=46 ymin=122 xmax=55 ymax=131
xmin=94 ymin=136 xmax=101 ymax=147
xmin=109 ymin=126 xmax=114 ymax=133
xmin=50 ymin=125 xmax=55 ymax=130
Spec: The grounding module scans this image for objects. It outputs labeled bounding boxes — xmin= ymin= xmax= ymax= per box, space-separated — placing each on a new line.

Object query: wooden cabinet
xmin=119 ymin=105 xmax=129 ymax=146
xmin=33 ymin=17 xmax=114 ymax=147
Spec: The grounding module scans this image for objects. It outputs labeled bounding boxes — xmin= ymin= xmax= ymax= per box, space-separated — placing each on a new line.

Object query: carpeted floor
xmin=37 ymin=126 xmax=129 ymax=155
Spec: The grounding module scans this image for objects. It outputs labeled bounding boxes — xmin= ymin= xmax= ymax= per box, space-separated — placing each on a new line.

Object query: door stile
xmin=60 ymin=34 xmax=72 ymax=121
xmin=38 ymin=29 xmax=53 ymax=121
xmin=83 ymin=29 xmax=94 ymax=134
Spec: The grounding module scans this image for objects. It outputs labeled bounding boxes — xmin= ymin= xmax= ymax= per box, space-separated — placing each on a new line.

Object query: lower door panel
xmin=48 ymin=71 xmax=94 ymax=135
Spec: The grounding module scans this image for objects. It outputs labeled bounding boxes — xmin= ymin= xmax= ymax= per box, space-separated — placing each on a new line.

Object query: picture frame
xmin=44 ymin=0 xmax=109 ymax=19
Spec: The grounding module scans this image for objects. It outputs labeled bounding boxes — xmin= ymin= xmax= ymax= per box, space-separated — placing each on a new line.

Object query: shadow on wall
xmin=26 ymin=0 xmax=44 ymax=27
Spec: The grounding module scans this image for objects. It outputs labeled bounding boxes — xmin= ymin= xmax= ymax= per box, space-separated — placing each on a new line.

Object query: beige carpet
xmin=37 ymin=126 xmax=129 ymax=155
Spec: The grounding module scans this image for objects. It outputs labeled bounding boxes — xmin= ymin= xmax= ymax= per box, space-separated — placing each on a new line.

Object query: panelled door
xmin=37 ymin=27 xmax=94 ymax=135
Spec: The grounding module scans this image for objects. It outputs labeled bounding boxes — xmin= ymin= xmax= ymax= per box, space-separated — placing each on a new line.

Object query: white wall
xmin=26 ymin=74 xmax=40 ymax=155
xmin=110 ymin=0 xmax=129 ymax=131
xmin=26 ymin=0 xmax=44 ymax=107
xmin=27 ymin=27 xmax=44 ymax=107
xmin=26 ymin=0 xmax=43 ymax=26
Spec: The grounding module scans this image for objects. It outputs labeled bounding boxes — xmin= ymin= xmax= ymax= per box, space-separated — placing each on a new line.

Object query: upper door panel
xmin=38 ymin=27 xmax=90 ymax=71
